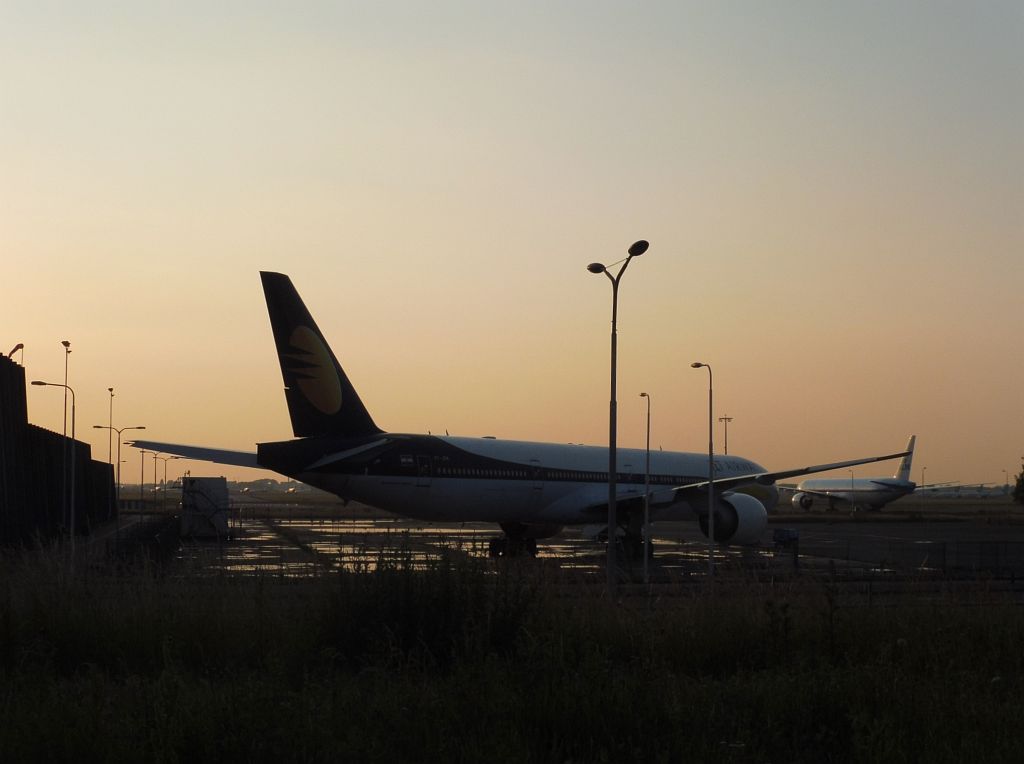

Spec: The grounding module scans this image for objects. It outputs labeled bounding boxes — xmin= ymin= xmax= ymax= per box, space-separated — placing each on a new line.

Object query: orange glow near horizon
xmin=3 ymin=3 xmax=1021 ymax=487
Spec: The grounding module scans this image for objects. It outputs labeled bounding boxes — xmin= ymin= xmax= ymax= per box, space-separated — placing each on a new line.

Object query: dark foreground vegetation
xmin=1 ymin=550 xmax=1022 ymax=763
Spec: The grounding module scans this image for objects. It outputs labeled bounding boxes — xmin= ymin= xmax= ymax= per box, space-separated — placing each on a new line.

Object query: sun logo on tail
xmin=284 ymin=326 xmax=343 ymax=414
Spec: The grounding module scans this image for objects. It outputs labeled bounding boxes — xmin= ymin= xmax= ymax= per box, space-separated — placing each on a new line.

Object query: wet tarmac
xmin=169 ymin=510 xmax=1024 ymax=581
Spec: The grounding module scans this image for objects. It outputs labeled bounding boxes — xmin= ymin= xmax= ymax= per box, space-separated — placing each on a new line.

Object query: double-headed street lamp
xmin=92 ymin=425 xmax=146 ymax=513
xmin=155 ymin=454 xmax=182 ymax=511
xmin=639 ymin=392 xmax=652 ymax=584
xmin=718 ymin=415 xmax=733 ymax=456
xmin=589 ymin=239 xmax=649 ymax=592
xmin=691 ymin=362 xmax=714 ymax=577
xmin=31 ymin=379 xmax=76 ymax=554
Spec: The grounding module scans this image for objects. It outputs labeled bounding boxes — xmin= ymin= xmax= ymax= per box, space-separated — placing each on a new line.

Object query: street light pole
xmin=61 ymin=341 xmax=70 ymax=537
xmin=156 ymin=455 xmax=182 ymax=511
xmin=32 ymin=380 xmax=76 ymax=558
xmin=640 ymin=392 xmax=651 ymax=584
xmin=152 ymin=453 xmax=160 ymax=508
xmin=107 ymin=388 xmax=114 ymax=464
xmin=691 ymin=363 xmax=714 ymax=577
xmin=93 ymin=425 xmax=146 ymax=523
xmin=139 ymin=448 xmax=151 ymax=506
xmin=718 ymin=416 xmax=733 ymax=456
xmin=588 ymin=239 xmax=649 ymax=593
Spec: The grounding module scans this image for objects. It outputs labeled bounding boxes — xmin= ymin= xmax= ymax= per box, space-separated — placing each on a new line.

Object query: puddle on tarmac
xmin=171 ymin=515 xmax=780 ymax=579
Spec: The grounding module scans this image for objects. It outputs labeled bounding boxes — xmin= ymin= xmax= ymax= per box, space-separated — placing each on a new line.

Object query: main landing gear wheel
xmin=622 ymin=514 xmax=653 ymax=561
xmin=488 ymin=536 xmax=538 ymax=558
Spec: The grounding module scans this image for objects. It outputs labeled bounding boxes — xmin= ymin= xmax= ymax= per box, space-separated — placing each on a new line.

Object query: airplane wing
xmin=666 ymin=448 xmax=913 ymax=502
xmin=127 ymin=440 xmax=260 ymax=469
xmin=583 ymin=448 xmax=913 ymax=518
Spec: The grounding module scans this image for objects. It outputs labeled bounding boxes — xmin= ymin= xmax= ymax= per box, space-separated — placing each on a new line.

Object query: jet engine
xmin=697 ymin=492 xmax=768 ymax=546
xmin=791 ymin=492 xmax=814 ymax=511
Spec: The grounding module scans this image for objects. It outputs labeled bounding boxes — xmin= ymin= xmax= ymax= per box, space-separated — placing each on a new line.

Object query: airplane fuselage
xmin=795 ymin=477 xmax=916 ymax=509
xmin=258 ymin=433 xmax=777 ymax=525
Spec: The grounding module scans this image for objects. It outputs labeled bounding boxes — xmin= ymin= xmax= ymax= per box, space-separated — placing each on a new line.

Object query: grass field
xmin=2 ymin=541 xmax=1022 ymax=762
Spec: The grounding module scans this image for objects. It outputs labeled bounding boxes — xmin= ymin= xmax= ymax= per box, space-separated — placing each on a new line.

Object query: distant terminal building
xmin=0 ymin=353 xmax=114 ymax=545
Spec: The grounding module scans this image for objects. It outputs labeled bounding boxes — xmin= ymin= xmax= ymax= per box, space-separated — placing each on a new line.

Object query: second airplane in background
xmin=790 ymin=436 xmax=918 ymax=511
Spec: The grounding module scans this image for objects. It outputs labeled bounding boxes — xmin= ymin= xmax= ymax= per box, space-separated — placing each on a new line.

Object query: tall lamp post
xmin=640 ymin=392 xmax=652 ymax=584
xmin=93 ymin=425 xmax=146 ymax=521
xmin=31 ymin=380 xmax=76 ymax=556
xmin=588 ymin=239 xmax=649 ymax=593
xmin=691 ymin=362 xmax=714 ymax=577
xmin=155 ymin=454 xmax=182 ymax=511
xmin=107 ymin=388 xmax=114 ymax=464
xmin=139 ymin=448 xmax=152 ymax=507
xmin=61 ymin=341 xmax=71 ymax=539
xmin=152 ymin=453 xmax=161 ymax=507
xmin=718 ymin=416 xmax=733 ymax=456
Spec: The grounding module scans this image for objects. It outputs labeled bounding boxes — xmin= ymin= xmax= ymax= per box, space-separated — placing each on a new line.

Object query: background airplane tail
xmin=894 ymin=435 xmax=916 ymax=481
xmin=260 ymin=271 xmax=382 ymax=438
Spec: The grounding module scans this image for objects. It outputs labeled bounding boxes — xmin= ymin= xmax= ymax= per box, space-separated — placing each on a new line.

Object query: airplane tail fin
xmin=260 ymin=271 xmax=382 ymax=438
xmin=894 ymin=435 xmax=916 ymax=481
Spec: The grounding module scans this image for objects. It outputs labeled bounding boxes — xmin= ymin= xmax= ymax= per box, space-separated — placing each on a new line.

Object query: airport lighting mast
xmin=139 ymin=449 xmax=152 ymax=504
xmin=640 ymin=392 xmax=652 ymax=584
xmin=718 ymin=415 xmax=733 ymax=455
xmin=93 ymin=424 xmax=146 ymax=521
xmin=588 ymin=239 xmax=648 ymax=594
xmin=61 ymin=341 xmax=71 ymax=549
xmin=691 ymin=363 xmax=714 ymax=577
xmin=32 ymin=380 xmax=76 ymax=561
xmin=107 ymin=388 xmax=114 ymax=464
xmin=155 ymin=455 xmax=182 ymax=510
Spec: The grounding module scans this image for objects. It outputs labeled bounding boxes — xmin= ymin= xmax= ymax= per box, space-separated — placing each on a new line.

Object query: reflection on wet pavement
xmin=171 ymin=513 xmax=784 ymax=580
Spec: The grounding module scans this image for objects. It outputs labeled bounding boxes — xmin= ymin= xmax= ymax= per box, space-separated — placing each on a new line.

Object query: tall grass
xmin=1 ymin=549 xmax=1022 ymax=762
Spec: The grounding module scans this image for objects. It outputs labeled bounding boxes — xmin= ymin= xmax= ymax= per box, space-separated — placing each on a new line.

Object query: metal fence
xmin=799 ymin=535 xmax=1024 ymax=576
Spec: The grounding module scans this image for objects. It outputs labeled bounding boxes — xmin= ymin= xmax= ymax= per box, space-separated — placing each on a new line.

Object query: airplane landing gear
xmin=622 ymin=514 xmax=652 ymax=561
xmin=487 ymin=536 xmax=538 ymax=557
xmin=488 ymin=522 xmax=539 ymax=557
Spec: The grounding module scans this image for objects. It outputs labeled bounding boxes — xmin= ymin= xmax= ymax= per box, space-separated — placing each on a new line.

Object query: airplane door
xmin=529 ymin=459 xmax=544 ymax=509
xmin=416 ymin=456 xmax=432 ymax=488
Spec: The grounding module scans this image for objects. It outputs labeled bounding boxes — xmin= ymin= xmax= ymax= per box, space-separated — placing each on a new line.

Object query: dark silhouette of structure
xmin=0 ymin=353 xmax=114 ymax=545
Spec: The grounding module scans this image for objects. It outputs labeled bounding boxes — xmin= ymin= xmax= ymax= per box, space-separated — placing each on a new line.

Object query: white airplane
xmin=131 ymin=272 xmax=910 ymax=556
xmin=790 ymin=436 xmax=917 ymax=511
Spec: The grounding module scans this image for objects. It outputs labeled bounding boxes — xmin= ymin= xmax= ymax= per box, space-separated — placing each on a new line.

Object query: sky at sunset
xmin=3 ymin=1 xmax=1021 ymax=488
